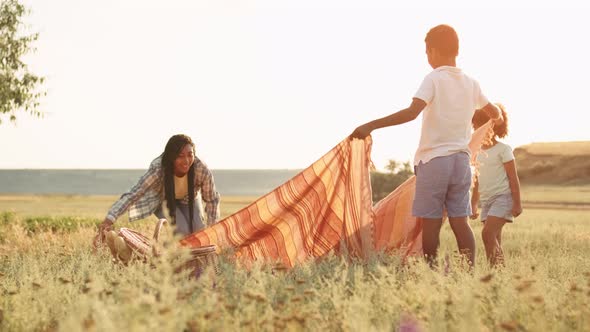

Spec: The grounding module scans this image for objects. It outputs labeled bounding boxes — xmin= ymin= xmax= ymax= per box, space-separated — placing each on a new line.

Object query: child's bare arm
xmin=504 ymin=160 xmax=523 ymax=217
xmin=481 ymin=103 xmax=504 ymax=126
xmin=350 ymin=98 xmax=426 ymax=139
xmin=470 ymin=177 xmax=480 ymax=219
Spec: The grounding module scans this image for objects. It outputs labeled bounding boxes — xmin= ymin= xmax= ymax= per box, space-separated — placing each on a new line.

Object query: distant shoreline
xmin=0 ymin=169 xmax=300 ymax=196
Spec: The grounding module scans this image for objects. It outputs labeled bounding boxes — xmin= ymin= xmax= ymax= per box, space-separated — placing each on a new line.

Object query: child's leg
xmin=449 ymin=217 xmax=476 ymax=267
xmin=481 ymin=216 xmax=506 ymax=267
xmin=413 ymin=157 xmax=452 ymax=267
xmin=422 ymin=218 xmax=443 ymax=266
xmin=446 ymin=153 xmax=475 ymax=267
xmin=496 ymin=228 xmax=505 ymax=264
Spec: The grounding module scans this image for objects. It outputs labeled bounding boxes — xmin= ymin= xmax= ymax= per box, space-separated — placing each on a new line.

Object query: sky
xmin=1 ymin=0 xmax=589 ymax=170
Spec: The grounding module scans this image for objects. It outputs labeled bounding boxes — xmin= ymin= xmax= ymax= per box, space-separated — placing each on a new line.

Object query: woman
xmin=96 ymin=134 xmax=220 ymax=240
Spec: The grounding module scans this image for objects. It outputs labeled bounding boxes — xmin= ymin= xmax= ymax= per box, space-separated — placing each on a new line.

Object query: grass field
xmin=1 ymin=190 xmax=589 ymax=331
xmin=0 ymin=195 xmax=259 ymax=220
xmin=521 ymin=185 xmax=590 ymax=209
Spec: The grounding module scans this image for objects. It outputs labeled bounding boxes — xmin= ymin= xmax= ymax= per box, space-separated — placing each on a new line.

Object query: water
xmin=0 ymin=169 xmax=300 ymax=196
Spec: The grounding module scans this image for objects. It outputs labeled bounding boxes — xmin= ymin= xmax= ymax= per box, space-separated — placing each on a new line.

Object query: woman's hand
xmin=99 ymin=219 xmax=114 ymax=233
xmin=93 ymin=219 xmax=114 ymax=251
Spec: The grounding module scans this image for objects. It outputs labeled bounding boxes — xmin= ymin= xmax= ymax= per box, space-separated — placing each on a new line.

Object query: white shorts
xmin=481 ymin=193 xmax=514 ymax=223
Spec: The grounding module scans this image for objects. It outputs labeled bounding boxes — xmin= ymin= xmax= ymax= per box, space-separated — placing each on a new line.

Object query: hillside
xmin=514 ymin=141 xmax=590 ymax=185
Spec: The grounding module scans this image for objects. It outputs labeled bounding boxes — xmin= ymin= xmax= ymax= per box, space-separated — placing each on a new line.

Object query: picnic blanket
xmin=180 ymin=122 xmax=493 ymax=268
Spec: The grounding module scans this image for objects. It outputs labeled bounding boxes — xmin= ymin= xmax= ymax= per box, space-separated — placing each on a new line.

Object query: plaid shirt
xmin=106 ymin=156 xmax=220 ymax=225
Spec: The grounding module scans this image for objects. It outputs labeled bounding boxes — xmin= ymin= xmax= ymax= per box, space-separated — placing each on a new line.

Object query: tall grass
xmin=1 ymin=204 xmax=589 ymax=331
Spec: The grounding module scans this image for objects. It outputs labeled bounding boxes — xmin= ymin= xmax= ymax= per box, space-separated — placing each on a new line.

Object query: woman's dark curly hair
xmin=161 ymin=134 xmax=196 ymax=231
xmin=472 ymin=103 xmax=509 ymax=139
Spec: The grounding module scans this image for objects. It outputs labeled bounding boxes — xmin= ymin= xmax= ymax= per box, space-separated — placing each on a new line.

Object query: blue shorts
xmin=481 ymin=193 xmax=514 ymax=222
xmin=412 ymin=152 xmax=472 ymax=219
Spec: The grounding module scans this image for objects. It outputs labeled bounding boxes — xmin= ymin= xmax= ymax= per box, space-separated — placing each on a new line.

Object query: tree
xmin=0 ymin=0 xmax=44 ymax=124
xmin=370 ymin=159 xmax=414 ymax=203
xmin=397 ymin=161 xmax=413 ymax=177
xmin=385 ymin=159 xmax=399 ymax=174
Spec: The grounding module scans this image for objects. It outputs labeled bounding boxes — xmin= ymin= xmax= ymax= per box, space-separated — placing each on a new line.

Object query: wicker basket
xmin=97 ymin=219 xmax=220 ymax=275
xmin=178 ymin=245 xmax=220 ymax=277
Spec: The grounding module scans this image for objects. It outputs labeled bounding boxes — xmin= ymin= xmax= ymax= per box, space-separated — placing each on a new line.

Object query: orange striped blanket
xmin=180 ymin=122 xmax=493 ymax=268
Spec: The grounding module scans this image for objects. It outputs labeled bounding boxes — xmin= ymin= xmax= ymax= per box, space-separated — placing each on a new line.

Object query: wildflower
xmin=82 ymin=316 xmax=95 ymax=330
xmin=186 ymin=320 xmax=199 ymax=332
xmin=293 ymin=314 xmax=306 ymax=324
xmin=243 ymin=291 xmax=258 ymax=301
xmin=515 ymin=280 xmax=535 ymax=292
xmin=398 ymin=313 xmax=422 ymax=332
xmin=499 ymin=321 xmax=519 ymax=331
xmin=480 ymin=274 xmax=493 ymax=283
xmin=273 ymin=263 xmax=288 ymax=272
xmin=303 ymin=289 xmax=315 ymax=296
xmin=58 ymin=277 xmax=71 ymax=284
xmin=291 ymin=296 xmax=303 ymax=303
xmin=158 ymin=307 xmax=171 ymax=315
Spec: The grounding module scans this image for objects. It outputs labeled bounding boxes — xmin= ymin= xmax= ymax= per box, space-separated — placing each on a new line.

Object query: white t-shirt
xmin=476 ymin=142 xmax=515 ymax=201
xmin=413 ymin=66 xmax=489 ymax=165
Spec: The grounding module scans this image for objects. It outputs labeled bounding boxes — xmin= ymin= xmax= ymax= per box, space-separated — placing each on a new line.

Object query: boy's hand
xmin=350 ymin=124 xmax=372 ymax=140
xmin=512 ymin=202 xmax=523 ymax=217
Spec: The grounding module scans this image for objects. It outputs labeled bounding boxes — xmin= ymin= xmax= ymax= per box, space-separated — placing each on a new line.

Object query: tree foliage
xmin=0 ymin=0 xmax=44 ymax=124
xmin=370 ymin=159 xmax=413 ymax=203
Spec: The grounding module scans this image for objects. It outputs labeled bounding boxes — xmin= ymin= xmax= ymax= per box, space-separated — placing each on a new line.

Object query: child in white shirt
xmin=351 ymin=24 xmax=503 ymax=267
xmin=471 ymin=104 xmax=523 ymax=267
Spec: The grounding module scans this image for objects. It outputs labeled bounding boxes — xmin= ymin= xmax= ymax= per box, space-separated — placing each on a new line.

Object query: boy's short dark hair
xmin=425 ymin=24 xmax=459 ymax=57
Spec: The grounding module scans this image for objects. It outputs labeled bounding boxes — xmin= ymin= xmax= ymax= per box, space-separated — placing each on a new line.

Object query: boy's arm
xmin=481 ymin=103 xmax=504 ymax=126
xmin=504 ymin=160 xmax=523 ymax=217
xmin=470 ymin=176 xmax=480 ymax=220
xmin=350 ymin=98 xmax=426 ymax=139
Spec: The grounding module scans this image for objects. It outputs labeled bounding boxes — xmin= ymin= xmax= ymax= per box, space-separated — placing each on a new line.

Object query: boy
xmin=351 ymin=24 xmax=503 ymax=266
